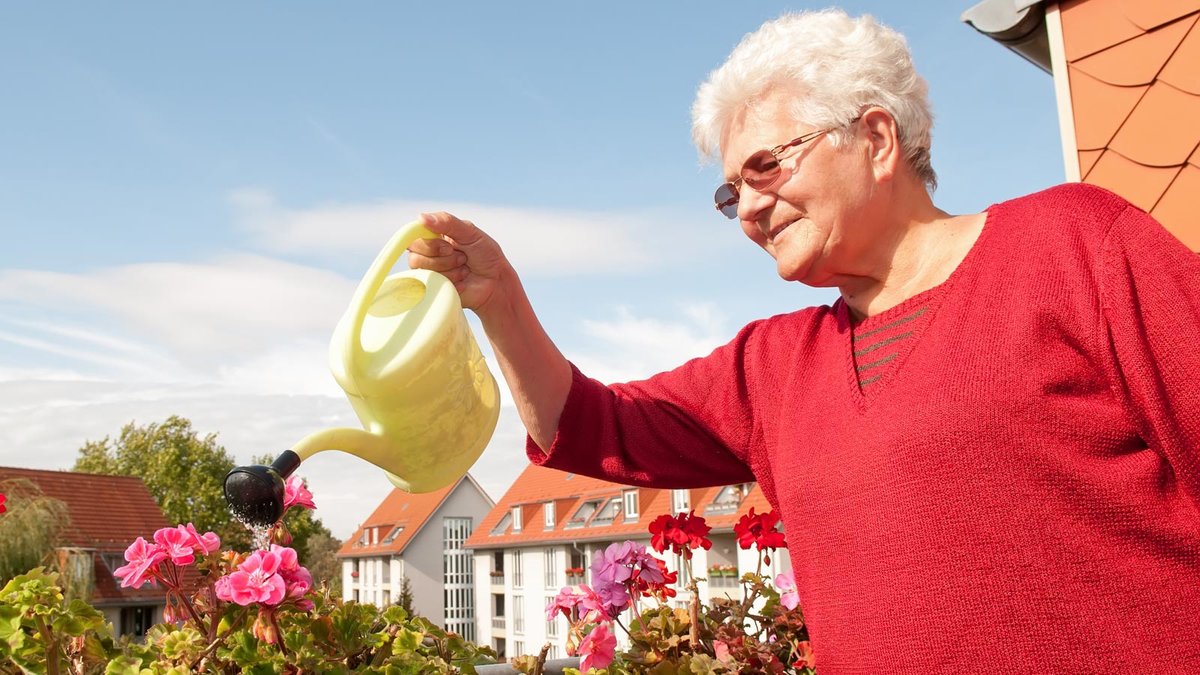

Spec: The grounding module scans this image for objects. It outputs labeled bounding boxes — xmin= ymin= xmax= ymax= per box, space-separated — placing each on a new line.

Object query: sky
xmin=0 ymin=2 xmax=1065 ymax=540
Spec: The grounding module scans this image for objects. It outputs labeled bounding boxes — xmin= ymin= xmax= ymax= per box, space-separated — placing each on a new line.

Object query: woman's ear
xmin=860 ymin=107 xmax=900 ymax=183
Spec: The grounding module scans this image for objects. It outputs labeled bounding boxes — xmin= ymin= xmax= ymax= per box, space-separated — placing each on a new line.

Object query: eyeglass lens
xmin=713 ymin=149 xmax=784 ymax=218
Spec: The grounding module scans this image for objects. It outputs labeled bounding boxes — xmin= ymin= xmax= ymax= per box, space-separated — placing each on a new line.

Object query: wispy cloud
xmin=228 ymin=189 xmax=723 ymax=276
xmin=573 ymin=303 xmax=729 ymax=384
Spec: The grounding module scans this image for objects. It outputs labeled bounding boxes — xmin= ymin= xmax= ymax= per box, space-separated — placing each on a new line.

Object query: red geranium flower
xmin=648 ymin=510 xmax=712 ymax=559
xmin=733 ymin=507 xmax=787 ymax=559
xmin=0 ymin=492 xmax=6 ymax=514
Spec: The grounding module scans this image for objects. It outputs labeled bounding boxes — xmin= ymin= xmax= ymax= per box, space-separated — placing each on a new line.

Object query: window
xmin=490 ymin=512 xmax=512 ymax=536
xmin=443 ymin=517 xmax=475 ymax=642
xmin=381 ymin=526 xmax=404 ymax=544
xmin=623 ymin=490 xmax=639 ymax=520
xmin=705 ymin=485 xmax=742 ymax=515
xmin=672 ymin=489 xmax=690 ymax=513
xmin=513 ymin=551 xmax=524 ymax=588
xmin=512 ymin=506 xmax=523 ymax=533
xmin=543 ymin=501 xmax=556 ymax=529
xmin=357 ymin=530 xmax=370 ymax=546
xmin=119 ymin=605 xmax=155 ymax=637
xmin=590 ymin=498 xmax=621 ymax=526
xmin=514 ymin=640 xmax=524 ymax=657
xmin=545 ymin=595 xmax=559 ymax=637
xmin=566 ymin=500 xmax=602 ymax=528
xmin=544 ymin=550 xmax=559 ymax=589
xmin=513 ymin=595 xmax=525 ymax=634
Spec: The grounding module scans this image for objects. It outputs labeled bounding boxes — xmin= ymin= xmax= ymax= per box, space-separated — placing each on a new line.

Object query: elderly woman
xmin=410 ymin=9 xmax=1200 ymax=671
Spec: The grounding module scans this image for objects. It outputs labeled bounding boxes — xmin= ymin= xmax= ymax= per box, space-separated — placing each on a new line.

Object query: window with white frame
xmin=672 ymin=489 xmax=690 ymax=513
xmin=442 ymin=517 xmax=475 ymax=642
xmin=512 ymin=506 xmax=523 ymax=532
xmin=543 ymin=501 xmax=555 ymax=530
xmin=623 ymin=489 xmax=639 ymax=520
xmin=514 ymin=640 xmax=524 ymax=657
xmin=513 ymin=550 xmax=524 ymax=588
xmin=513 ymin=595 xmax=525 ymax=634
xmin=544 ymin=549 xmax=559 ymax=588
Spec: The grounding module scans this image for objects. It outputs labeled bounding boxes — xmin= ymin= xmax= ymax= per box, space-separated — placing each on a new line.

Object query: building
xmin=0 ymin=466 xmax=172 ymax=637
xmin=465 ymin=464 xmax=790 ymax=660
xmin=337 ymin=473 xmax=493 ymax=641
xmin=963 ymin=0 xmax=1200 ymax=251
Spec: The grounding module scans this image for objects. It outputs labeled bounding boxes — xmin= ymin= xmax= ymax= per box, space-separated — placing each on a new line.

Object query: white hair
xmin=691 ymin=9 xmax=937 ymax=190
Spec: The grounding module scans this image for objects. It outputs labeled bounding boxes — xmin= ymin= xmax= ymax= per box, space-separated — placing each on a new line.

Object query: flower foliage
xmin=1 ymin=479 xmax=499 ymax=673
xmin=536 ymin=507 xmax=813 ymax=674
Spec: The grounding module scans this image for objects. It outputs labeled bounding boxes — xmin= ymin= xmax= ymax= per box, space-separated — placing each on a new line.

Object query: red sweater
xmin=529 ymin=184 xmax=1200 ymax=671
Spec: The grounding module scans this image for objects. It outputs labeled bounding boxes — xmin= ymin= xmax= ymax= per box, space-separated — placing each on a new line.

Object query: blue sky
xmin=0 ymin=2 xmax=1064 ymax=538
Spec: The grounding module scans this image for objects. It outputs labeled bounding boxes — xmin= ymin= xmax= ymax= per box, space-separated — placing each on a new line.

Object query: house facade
xmin=964 ymin=0 xmax=1200 ymax=251
xmin=337 ymin=473 xmax=493 ymax=642
xmin=0 ymin=466 xmax=172 ymax=637
xmin=464 ymin=464 xmax=790 ymax=660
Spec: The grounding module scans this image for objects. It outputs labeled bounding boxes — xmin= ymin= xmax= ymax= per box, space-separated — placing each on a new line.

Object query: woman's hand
xmin=408 ymin=212 xmax=511 ymax=315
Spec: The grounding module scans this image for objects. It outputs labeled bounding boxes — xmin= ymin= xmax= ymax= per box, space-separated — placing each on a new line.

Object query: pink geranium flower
xmin=183 ymin=523 xmax=221 ymax=554
xmin=283 ymin=476 xmax=316 ymax=511
xmin=216 ymin=549 xmax=287 ymax=606
xmin=578 ymin=621 xmax=616 ymax=672
xmin=153 ymin=526 xmax=199 ymax=566
xmin=775 ymin=570 xmax=800 ymax=610
xmin=546 ymin=584 xmax=605 ymax=623
xmin=0 ymin=492 xmax=7 ymax=514
xmin=113 ymin=537 xmax=168 ymax=588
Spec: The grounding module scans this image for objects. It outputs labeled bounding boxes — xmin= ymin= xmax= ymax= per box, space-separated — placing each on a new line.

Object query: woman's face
xmin=719 ymin=94 xmax=882 ymax=287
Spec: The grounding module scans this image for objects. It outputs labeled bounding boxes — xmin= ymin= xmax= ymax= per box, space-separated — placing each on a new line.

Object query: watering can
xmin=224 ymin=220 xmax=501 ymax=527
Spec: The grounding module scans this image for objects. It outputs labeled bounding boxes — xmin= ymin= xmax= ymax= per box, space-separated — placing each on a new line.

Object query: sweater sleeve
xmin=1100 ymin=203 xmax=1200 ymax=508
xmin=524 ymin=321 xmax=764 ymax=489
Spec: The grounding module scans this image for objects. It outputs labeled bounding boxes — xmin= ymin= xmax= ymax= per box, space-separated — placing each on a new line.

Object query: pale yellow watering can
xmin=224 ymin=220 xmax=501 ymax=526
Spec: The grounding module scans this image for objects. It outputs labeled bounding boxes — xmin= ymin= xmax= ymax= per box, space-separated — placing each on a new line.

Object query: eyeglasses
xmin=713 ymin=127 xmax=832 ymax=219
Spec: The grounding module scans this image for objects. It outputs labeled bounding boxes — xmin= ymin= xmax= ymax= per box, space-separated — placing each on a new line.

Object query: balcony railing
xmin=492 ymin=617 xmax=506 ymax=629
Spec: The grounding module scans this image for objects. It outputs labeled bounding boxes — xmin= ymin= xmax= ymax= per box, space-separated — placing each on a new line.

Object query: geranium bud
xmin=252 ymin=610 xmax=278 ymax=644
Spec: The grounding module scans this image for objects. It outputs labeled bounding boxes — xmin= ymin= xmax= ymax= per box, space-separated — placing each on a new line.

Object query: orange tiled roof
xmin=1059 ymin=0 xmax=1200 ymax=249
xmin=0 ymin=466 xmax=171 ymax=604
xmin=336 ymin=474 xmax=481 ymax=558
xmin=463 ymin=463 xmax=772 ymax=550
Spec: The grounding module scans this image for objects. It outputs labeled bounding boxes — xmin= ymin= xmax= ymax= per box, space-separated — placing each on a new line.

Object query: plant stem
xmin=35 ymin=615 xmax=61 ymax=675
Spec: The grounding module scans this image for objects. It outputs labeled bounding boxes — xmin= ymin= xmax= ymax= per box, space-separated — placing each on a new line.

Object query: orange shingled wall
xmin=1058 ymin=0 xmax=1200 ymax=250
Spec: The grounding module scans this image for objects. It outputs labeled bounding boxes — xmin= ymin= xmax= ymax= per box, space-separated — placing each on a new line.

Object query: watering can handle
xmin=344 ymin=220 xmax=440 ymax=368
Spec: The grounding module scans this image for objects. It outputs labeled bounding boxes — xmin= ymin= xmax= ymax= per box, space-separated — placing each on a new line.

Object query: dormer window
xmin=705 ymin=485 xmax=743 ymax=515
xmin=543 ymin=502 xmax=556 ymax=530
xmin=590 ymin=498 xmax=621 ymax=526
xmin=566 ymin=500 xmax=602 ymax=528
xmin=672 ymin=489 xmax=690 ymax=514
xmin=490 ymin=512 xmax=512 ymax=536
xmin=512 ymin=506 xmax=523 ymax=533
xmin=622 ymin=490 xmax=639 ymax=520
xmin=381 ymin=526 xmax=404 ymax=544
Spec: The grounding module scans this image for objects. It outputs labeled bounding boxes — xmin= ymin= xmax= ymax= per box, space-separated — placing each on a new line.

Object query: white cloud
xmin=228 ymin=189 xmax=722 ymax=276
xmin=573 ymin=303 xmax=730 ymax=384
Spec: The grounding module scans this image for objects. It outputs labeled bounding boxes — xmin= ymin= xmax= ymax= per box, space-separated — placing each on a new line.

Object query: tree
xmin=395 ymin=575 xmax=416 ymax=618
xmin=74 ymin=416 xmax=250 ymax=549
xmin=303 ymin=531 xmax=344 ymax=596
xmin=0 ymin=478 xmax=69 ymax=583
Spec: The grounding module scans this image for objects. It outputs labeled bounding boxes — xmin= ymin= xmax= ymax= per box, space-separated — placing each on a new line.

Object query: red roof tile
xmin=336 ymin=473 xmax=484 ymax=558
xmin=0 ymin=466 xmax=170 ymax=552
xmin=464 ymin=463 xmax=773 ymax=550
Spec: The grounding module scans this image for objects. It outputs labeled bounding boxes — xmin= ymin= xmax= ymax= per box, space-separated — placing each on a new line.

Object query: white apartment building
xmin=465 ymin=465 xmax=790 ymax=660
xmin=338 ymin=473 xmax=493 ymax=641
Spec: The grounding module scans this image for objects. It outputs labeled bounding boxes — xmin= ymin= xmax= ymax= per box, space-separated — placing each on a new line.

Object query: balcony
xmin=492 ymin=617 xmax=506 ymax=629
